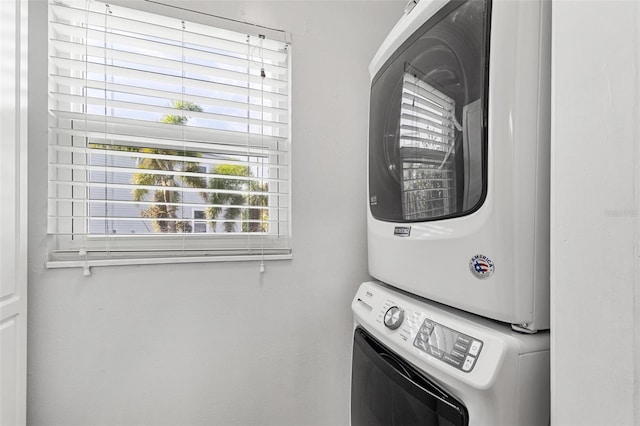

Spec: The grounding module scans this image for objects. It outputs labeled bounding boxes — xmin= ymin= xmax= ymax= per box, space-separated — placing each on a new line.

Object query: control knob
xmin=384 ymin=306 xmax=404 ymax=330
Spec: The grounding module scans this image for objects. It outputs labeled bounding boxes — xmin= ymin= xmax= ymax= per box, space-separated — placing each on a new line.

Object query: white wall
xmin=551 ymin=1 xmax=640 ymax=424
xmin=26 ymin=1 xmax=403 ymax=425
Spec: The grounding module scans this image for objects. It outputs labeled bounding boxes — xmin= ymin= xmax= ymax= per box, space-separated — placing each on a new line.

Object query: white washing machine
xmin=351 ymin=281 xmax=549 ymax=426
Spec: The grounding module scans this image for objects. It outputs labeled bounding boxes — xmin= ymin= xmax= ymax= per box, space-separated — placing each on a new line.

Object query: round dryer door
xmin=369 ymin=0 xmax=489 ymax=223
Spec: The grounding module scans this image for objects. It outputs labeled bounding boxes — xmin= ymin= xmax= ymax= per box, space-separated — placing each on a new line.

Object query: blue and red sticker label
xmin=469 ymin=254 xmax=494 ymax=279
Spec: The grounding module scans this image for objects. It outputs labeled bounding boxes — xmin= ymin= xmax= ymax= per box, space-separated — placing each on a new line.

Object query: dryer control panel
xmin=353 ymin=281 xmax=495 ymax=375
xmin=413 ymin=318 xmax=483 ymax=372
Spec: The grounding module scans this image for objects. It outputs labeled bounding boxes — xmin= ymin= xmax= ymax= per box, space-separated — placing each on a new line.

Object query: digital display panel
xmin=413 ymin=318 xmax=483 ymax=372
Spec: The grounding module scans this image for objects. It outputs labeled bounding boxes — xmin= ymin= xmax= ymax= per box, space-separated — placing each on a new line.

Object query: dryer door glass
xmin=369 ymin=0 xmax=489 ymax=222
xmin=351 ymin=328 xmax=468 ymax=426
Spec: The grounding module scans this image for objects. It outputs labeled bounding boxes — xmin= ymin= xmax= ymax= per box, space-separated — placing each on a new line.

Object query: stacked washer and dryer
xmin=351 ymin=0 xmax=551 ymax=425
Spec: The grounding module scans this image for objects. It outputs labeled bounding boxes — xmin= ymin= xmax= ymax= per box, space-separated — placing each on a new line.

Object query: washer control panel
xmin=354 ymin=281 xmax=488 ymax=374
xmin=413 ymin=318 xmax=483 ymax=372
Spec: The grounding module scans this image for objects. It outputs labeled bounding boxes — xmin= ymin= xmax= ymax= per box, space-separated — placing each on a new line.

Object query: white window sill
xmin=46 ymin=253 xmax=293 ymax=271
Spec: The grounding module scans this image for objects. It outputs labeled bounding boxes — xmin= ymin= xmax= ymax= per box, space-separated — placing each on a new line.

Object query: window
xmin=47 ymin=0 xmax=291 ymax=267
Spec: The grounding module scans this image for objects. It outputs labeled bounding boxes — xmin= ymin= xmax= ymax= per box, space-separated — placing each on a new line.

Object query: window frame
xmin=46 ymin=0 xmax=292 ymax=269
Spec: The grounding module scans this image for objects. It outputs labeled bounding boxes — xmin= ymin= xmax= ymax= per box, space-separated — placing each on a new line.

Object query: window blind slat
xmin=50 ymin=181 xmax=289 ymax=201
xmin=400 ymin=113 xmax=454 ymax=135
xmin=50 ymin=3 xmax=288 ymax=61
xmin=403 ymin=79 xmax=455 ymax=105
xmin=401 ymin=95 xmax=453 ymax=118
xmin=399 ymin=136 xmax=454 ymax=151
xmin=49 ymin=26 xmax=288 ymax=75
xmin=49 ymin=56 xmax=287 ymax=97
xmin=53 ymin=164 xmax=289 ymax=185
xmin=53 ymin=132 xmax=288 ymax=161
xmin=52 ymin=92 xmax=289 ymax=131
xmin=50 ymin=74 xmax=288 ymax=118
xmin=51 ymin=216 xmax=287 ymax=225
xmin=49 ymin=37 xmax=288 ymax=90
xmin=51 ymin=145 xmax=289 ymax=170
xmin=52 ymin=39 xmax=287 ymax=92
xmin=401 ymin=98 xmax=455 ymax=126
xmin=399 ymin=125 xmax=455 ymax=144
xmin=51 ymin=197 xmax=289 ymax=211
xmin=50 ymin=111 xmax=288 ymax=149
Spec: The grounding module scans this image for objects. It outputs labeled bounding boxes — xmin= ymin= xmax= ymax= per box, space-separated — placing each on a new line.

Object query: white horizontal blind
xmin=400 ymin=72 xmax=457 ymax=219
xmin=48 ymin=0 xmax=291 ymax=266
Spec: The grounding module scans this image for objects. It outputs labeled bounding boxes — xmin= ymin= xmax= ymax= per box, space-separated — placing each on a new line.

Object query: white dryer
xmin=351 ymin=281 xmax=549 ymax=426
xmin=367 ymin=0 xmax=551 ymax=332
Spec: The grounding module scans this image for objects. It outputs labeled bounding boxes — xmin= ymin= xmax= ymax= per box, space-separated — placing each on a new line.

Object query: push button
xmin=421 ymin=321 xmax=434 ymax=334
xmin=427 ymin=345 xmax=444 ymax=359
xmin=456 ymin=335 xmax=472 ymax=346
xmin=413 ymin=338 xmax=428 ymax=352
xmin=451 ymin=349 xmax=466 ymax=361
xmin=442 ymin=354 xmax=463 ymax=368
xmin=462 ymin=356 xmax=476 ymax=372
xmin=454 ymin=341 xmax=469 ymax=353
xmin=468 ymin=340 xmax=482 ymax=356
xmin=417 ymin=331 xmax=431 ymax=342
